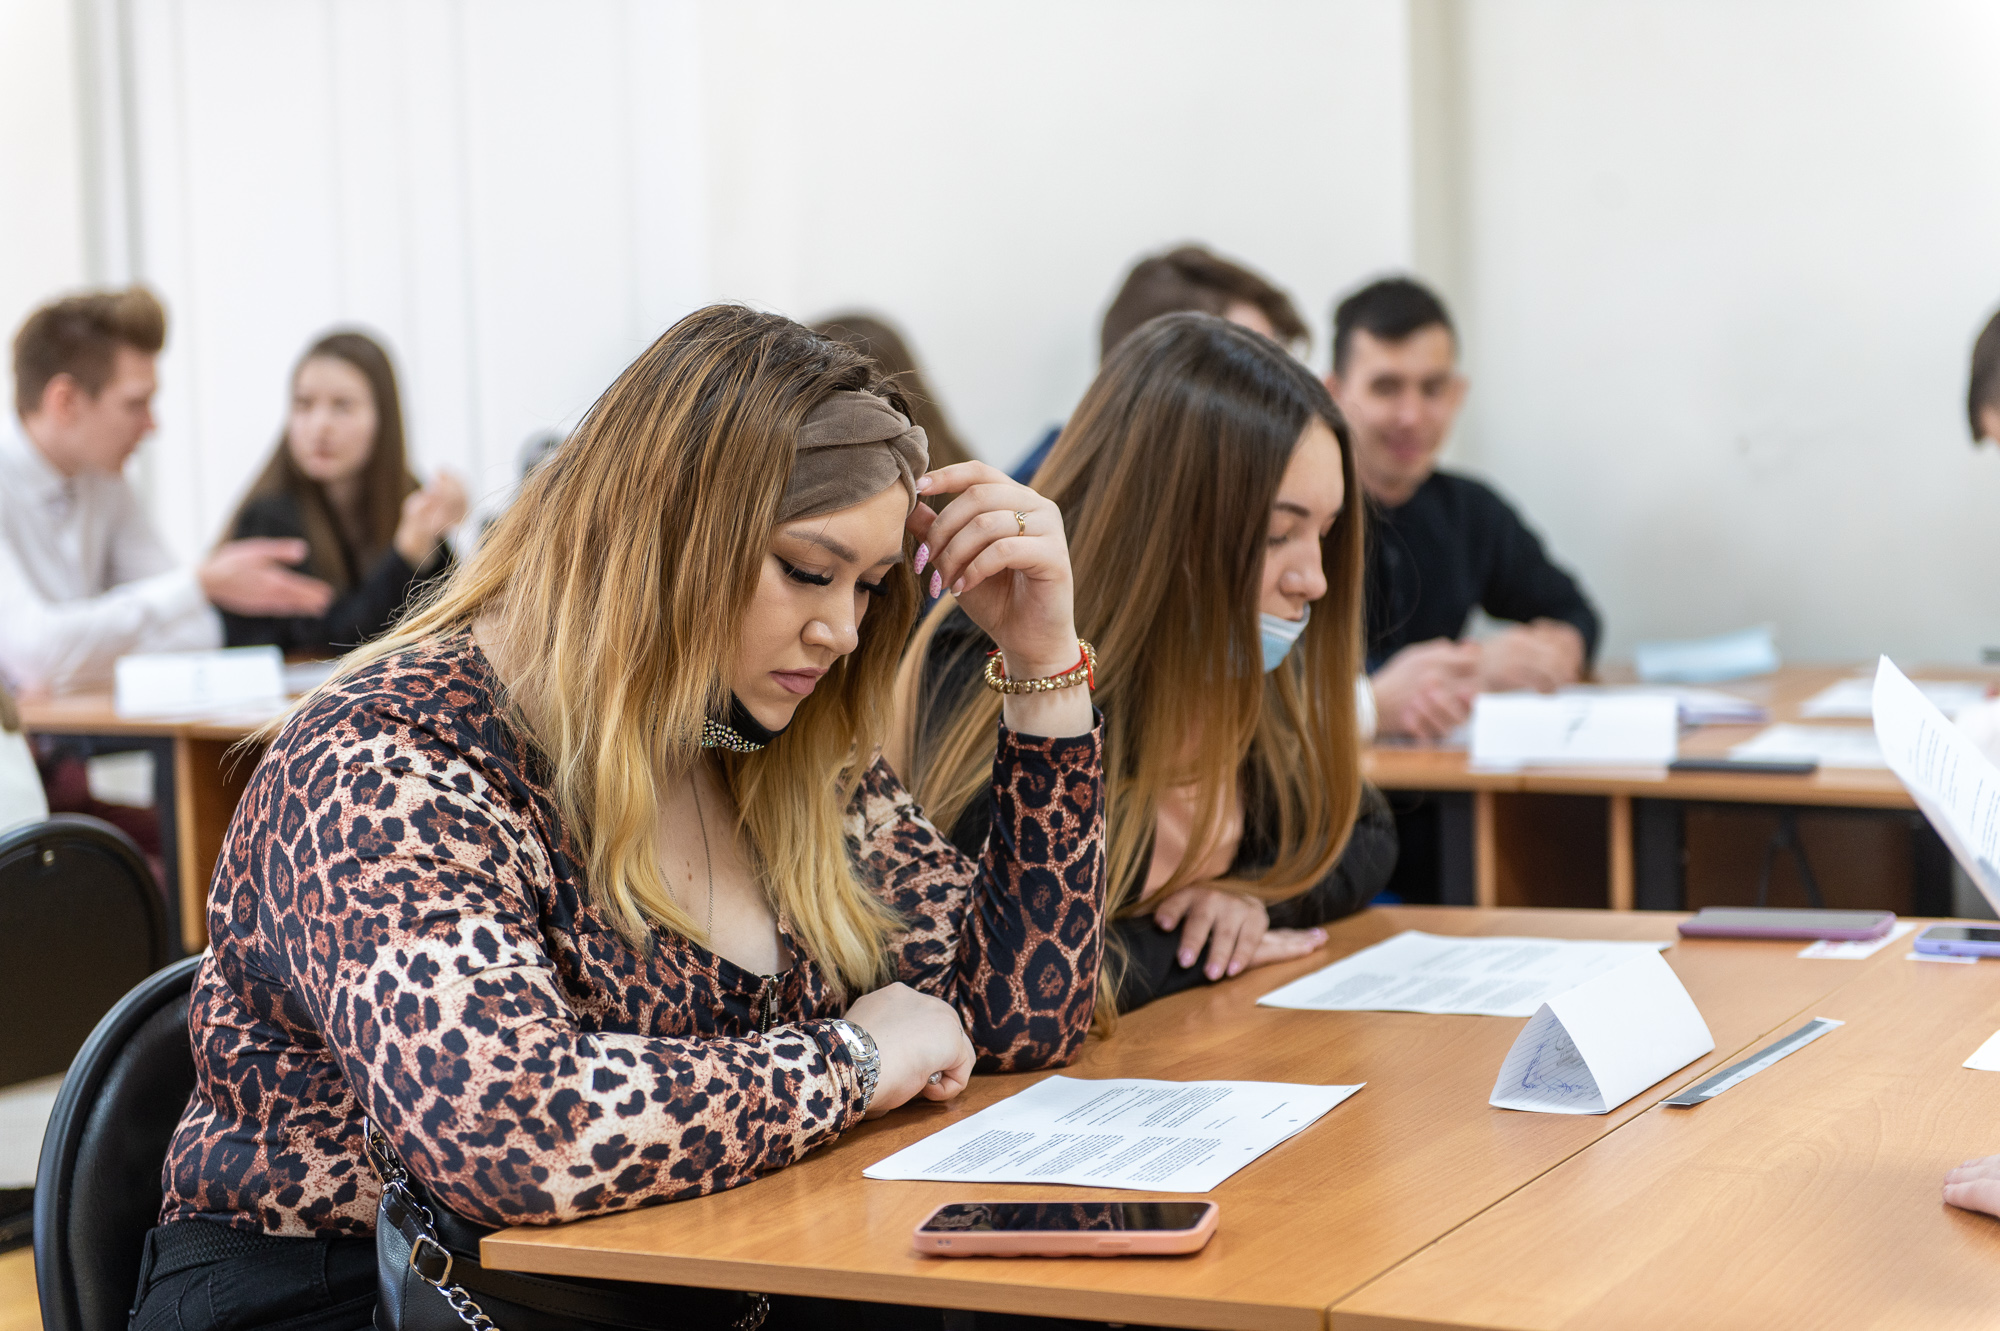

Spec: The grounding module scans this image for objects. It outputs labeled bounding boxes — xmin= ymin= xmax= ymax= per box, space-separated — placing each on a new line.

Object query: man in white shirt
xmin=2 ymin=286 xmax=333 ymax=696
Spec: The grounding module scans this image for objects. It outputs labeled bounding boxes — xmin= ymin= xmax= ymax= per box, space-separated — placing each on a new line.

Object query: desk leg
xmin=1473 ymin=790 xmax=1497 ymax=908
xmin=1608 ymin=794 xmax=1634 ymax=910
xmin=173 ymin=737 xmax=261 ymax=954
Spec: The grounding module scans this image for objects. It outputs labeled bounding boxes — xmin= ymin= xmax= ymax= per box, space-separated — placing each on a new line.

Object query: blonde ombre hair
xmin=334 ymin=305 xmax=917 ymax=995
xmin=899 ymin=313 xmax=1364 ymax=1014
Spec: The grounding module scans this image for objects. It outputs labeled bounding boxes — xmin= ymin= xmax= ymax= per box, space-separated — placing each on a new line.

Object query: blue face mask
xmin=1259 ymin=606 xmax=1311 ymax=672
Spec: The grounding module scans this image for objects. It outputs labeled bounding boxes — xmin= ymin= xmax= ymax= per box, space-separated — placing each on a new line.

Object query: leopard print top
xmin=160 ymin=639 xmax=1105 ymax=1234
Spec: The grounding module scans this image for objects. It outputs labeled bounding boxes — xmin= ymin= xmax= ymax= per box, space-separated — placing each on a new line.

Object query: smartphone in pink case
xmin=912 ymin=1201 xmax=1219 ymax=1257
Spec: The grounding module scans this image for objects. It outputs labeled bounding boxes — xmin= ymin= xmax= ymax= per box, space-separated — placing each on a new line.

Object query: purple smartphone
xmin=1913 ymin=925 xmax=2000 ymax=958
xmin=1677 ymin=908 xmax=1895 ymax=941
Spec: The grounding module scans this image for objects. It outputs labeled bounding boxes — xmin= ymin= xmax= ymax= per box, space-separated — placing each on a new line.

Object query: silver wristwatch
xmin=829 ymin=1018 xmax=881 ymax=1111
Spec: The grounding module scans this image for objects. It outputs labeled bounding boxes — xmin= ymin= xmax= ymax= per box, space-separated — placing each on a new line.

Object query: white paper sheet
xmin=1729 ymin=724 xmax=1885 ymax=768
xmin=1965 ymin=1030 xmax=2000 ymax=1070
xmin=115 ymin=646 xmax=285 ymax=718
xmin=1802 ymin=676 xmax=1989 ymax=721
xmin=1559 ymin=685 xmax=1767 ymax=727
xmin=1469 ymin=693 xmax=1678 ymax=769
xmin=863 ymin=1076 xmax=1362 ymax=1193
xmin=1873 ymin=658 xmax=2000 ymax=914
xmin=1796 ymin=921 xmax=1915 ymax=959
xmin=1256 ymin=931 xmax=1673 ymax=1018
xmin=1911 ymin=950 xmax=1979 ymax=964
xmin=1489 ymin=951 xmax=1713 ymax=1115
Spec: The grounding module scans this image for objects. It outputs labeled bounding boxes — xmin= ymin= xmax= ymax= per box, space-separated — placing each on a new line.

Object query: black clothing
xmin=914 ymin=610 xmax=1396 ymax=1011
xmin=1365 ymin=469 xmax=1599 ymax=671
xmin=127 ymin=1219 xmax=1165 ymax=1330
xmin=221 ymin=493 xmax=449 ymax=655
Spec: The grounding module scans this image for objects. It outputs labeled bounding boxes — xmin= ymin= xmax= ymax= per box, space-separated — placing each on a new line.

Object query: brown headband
xmin=778 ymin=389 xmax=930 ymax=525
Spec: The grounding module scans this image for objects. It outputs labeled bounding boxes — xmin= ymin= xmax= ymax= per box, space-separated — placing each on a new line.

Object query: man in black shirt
xmin=1326 ymin=277 xmax=1600 ymax=740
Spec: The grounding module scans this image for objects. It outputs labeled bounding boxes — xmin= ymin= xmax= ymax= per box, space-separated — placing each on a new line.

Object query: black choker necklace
xmin=700 ymin=694 xmax=784 ymax=752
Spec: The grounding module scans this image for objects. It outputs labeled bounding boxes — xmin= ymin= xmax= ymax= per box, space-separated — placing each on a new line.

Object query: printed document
xmin=1729 ymin=724 xmax=1885 ymax=768
xmin=863 ymin=1077 xmax=1361 ymax=1193
xmin=1489 ymin=950 xmax=1713 ymax=1115
xmin=1873 ymin=657 xmax=2000 ymax=913
xmin=1256 ymin=931 xmax=1671 ymax=1018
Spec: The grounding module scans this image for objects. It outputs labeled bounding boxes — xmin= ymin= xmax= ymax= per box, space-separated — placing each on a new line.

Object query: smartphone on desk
xmin=912 ymin=1201 xmax=1219 ymax=1257
xmin=1677 ymin=907 xmax=1895 ymax=941
xmin=1914 ymin=925 xmax=2000 ymax=958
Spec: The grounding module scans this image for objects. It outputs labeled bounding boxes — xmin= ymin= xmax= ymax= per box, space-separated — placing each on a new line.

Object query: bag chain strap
xmin=363 ymin=1119 xmax=769 ymax=1331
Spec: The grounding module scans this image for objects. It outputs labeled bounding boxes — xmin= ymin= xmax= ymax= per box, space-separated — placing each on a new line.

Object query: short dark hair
xmin=12 ymin=285 xmax=167 ymax=416
xmin=1100 ymin=245 xmax=1307 ymax=360
xmin=1971 ymin=306 xmax=2000 ymax=443
xmin=1331 ymin=277 xmax=1454 ymax=376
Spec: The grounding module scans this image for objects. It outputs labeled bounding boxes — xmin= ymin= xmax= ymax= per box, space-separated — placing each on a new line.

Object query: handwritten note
xmin=863 ymin=1077 xmax=1361 ymax=1193
xmin=1489 ymin=951 xmax=1714 ymax=1115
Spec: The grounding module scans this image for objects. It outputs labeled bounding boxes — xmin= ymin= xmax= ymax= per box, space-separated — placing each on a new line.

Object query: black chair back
xmin=0 ymin=815 xmax=171 ymax=1087
xmin=33 ymin=955 xmax=201 ymax=1331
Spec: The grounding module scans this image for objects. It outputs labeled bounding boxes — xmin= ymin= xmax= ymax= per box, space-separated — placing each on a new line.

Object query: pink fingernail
xmin=929 ymin=569 xmax=942 ymax=598
xmin=914 ymin=543 xmax=930 ymax=575
xmin=1228 ymin=961 xmax=1244 ymax=976
xmin=1178 ymin=951 xmax=1195 ymax=968
xmin=916 ymin=474 xmax=934 ymax=492
xmin=951 ymin=578 xmax=963 ymax=596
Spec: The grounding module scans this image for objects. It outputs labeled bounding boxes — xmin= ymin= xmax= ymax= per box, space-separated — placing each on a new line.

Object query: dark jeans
xmin=129 ymin=1221 xmax=1171 ymax=1331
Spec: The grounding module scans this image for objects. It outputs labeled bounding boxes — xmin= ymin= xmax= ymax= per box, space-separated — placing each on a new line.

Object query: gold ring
xmin=1013 ymin=510 xmax=1028 ymax=537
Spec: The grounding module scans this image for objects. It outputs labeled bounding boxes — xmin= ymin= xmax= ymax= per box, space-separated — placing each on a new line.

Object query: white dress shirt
xmin=0 ymin=418 xmax=219 ymax=694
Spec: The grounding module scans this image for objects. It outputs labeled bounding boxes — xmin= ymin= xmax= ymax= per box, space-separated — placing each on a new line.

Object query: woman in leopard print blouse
xmin=135 ymin=306 xmax=1105 ymax=1331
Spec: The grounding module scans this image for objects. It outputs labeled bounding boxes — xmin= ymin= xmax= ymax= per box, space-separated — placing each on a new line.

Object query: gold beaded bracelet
xmin=982 ymin=641 xmax=1097 ymax=695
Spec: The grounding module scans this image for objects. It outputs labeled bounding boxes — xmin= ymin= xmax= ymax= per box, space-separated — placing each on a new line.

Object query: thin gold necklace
xmin=688 ymin=770 xmax=715 ymax=943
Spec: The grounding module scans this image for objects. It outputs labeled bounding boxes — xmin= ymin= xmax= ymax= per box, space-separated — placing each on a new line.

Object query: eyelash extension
xmin=857 ymin=578 xmax=890 ymax=597
xmin=776 ymin=557 xmax=833 ymax=588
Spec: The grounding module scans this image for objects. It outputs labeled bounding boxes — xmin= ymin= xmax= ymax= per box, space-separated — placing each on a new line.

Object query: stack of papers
xmin=1802 ymin=676 xmax=1989 ymax=721
xmin=863 ymin=1076 xmax=1362 ymax=1193
xmin=1565 ymin=685 xmax=1767 ymax=727
xmin=1256 ymin=932 xmax=1673 ymax=1018
xmin=1729 ymin=724 xmax=1885 ymax=768
xmin=1632 ymin=626 xmax=1779 ymax=684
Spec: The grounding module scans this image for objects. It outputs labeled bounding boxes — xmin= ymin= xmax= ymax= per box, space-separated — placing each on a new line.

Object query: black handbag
xmin=363 ymin=1119 xmax=769 ymax=1331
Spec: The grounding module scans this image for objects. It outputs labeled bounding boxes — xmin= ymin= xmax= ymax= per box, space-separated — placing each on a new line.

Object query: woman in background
xmin=893 ymin=312 xmax=1394 ymax=1017
xmin=221 ymin=330 xmax=465 ymax=655
xmin=813 ymin=313 xmax=975 ymax=472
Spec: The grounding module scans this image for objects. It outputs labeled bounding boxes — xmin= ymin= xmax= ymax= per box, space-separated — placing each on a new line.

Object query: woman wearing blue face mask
xmin=891 ymin=312 xmax=1394 ymax=1018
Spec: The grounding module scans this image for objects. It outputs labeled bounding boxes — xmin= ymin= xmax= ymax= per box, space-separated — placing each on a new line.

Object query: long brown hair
xmin=899 ymin=312 xmax=1364 ymax=1013
xmin=229 ymin=330 xmax=416 ymax=590
xmin=811 ymin=313 xmax=974 ymax=470
xmin=330 ymin=305 xmax=916 ymax=994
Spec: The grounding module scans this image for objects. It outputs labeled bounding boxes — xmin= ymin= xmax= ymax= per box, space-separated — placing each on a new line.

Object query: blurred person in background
xmin=1328 ymin=277 xmax=1600 ymax=742
xmin=1012 ymin=244 xmax=1309 ymax=483
xmin=1951 ymin=305 xmax=2000 ymax=765
xmin=221 ymin=330 xmax=463 ymax=656
xmin=0 ymin=286 xmax=334 ymax=696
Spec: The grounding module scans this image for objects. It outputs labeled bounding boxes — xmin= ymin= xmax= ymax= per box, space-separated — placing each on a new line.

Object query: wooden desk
xmin=1333 ymin=933 xmax=2000 ymax=1330
xmin=20 ymin=693 xmax=278 ymax=954
xmin=482 ymin=906 xmax=1917 ymax=1330
xmin=1364 ymin=665 xmax=1991 ymax=913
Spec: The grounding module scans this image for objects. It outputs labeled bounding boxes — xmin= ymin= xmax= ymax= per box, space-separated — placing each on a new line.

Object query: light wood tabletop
xmin=1332 ymin=930 xmax=2000 ymax=1331
xmin=482 ymin=905 xmax=1922 ymax=1330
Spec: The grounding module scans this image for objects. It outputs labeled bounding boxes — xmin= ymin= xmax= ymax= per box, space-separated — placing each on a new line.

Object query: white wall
xmin=113 ymin=0 xmax=1411 ymax=561
xmin=695 ymin=0 xmax=1413 ymax=466
xmin=1444 ymin=0 xmax=2000 ymax=664
xmin=124 ymin=0 xmax=707 ymax=560
xmin=0 ymin=0 xmax=89 ymax=412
